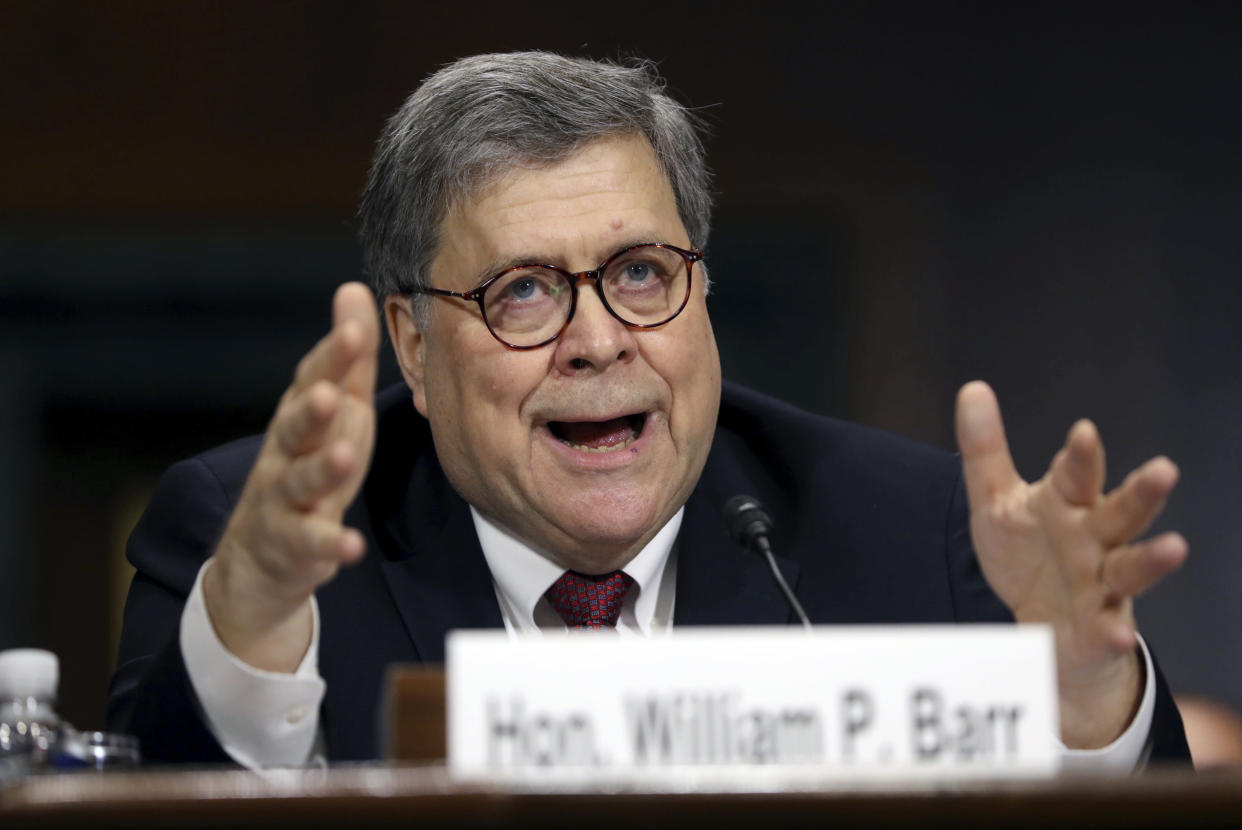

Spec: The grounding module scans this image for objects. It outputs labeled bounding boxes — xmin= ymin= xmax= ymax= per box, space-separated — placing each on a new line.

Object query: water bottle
xmin=0 ymin=648 xmax=64 ymax=775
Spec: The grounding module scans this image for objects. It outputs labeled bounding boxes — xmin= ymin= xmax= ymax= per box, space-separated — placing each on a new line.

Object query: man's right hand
xmin=203 ymin=282 xmax=379 ymax=672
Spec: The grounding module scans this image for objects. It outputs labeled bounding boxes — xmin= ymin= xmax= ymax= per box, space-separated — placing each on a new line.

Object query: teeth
xmin=559 ymin=430 xmax=638 ymax=453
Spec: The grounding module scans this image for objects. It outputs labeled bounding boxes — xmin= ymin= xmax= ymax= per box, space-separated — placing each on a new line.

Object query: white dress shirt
xmin=475 ymin=506 xmax=681 ymax=636
xmin=179 ymin=505 xmax=1154 ymax=771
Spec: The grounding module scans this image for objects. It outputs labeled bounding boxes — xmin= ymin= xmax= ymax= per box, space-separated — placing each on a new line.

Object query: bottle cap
xmin=0 ymin=649 xmax=59 ymax=699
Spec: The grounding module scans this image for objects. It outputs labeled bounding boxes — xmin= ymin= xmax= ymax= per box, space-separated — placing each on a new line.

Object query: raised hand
xmin=954 ymin=381 xmax=1188 ymax=748
xmin=203 ymin=283 xmax=380 ymax=672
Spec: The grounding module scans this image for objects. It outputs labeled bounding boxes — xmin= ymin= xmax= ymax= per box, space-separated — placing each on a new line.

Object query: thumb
xmin=334 ymin=282 xmax=380 ymax=342
xmin=333 ymin=281 xmax=380 ymax=397
xmin=955 ymin=380 xmax=1022 ymax=510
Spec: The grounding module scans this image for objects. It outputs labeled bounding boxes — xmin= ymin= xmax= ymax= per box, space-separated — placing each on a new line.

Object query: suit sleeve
xmin=1146 ymin=649 xmax=1192 ymax=765
xmin=107 ymin=457 xmax=234 ymax=764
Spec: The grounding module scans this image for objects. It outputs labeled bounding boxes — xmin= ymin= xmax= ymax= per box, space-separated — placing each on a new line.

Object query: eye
xmin=494 ymin=270 xmax=561 ymax=305
xmin=507 ymin=277 xmax=539 ymax=300
xmin=624 ymin=262 xmax=653 ymax=283
xmin=607 ymin=254 xmax=672 ymax=295
xmin=485 ymin=269 xmax=566 ymax=326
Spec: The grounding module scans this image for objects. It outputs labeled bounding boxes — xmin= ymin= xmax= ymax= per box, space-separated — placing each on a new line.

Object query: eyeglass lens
xmin=482 ymin=245 xmax=689 ymax=347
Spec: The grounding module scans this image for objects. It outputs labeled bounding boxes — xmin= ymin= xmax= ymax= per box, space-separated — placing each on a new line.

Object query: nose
xmin=552 ymin=276 xmax=637 ymax=375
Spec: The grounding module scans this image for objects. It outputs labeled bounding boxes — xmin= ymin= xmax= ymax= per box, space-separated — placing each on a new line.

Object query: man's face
xmin=386 ymin=134 xmax=721 ymax=573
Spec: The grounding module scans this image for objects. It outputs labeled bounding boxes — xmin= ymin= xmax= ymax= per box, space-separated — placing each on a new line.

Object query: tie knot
xmin=544 ymin=570 xmax=634 ymax=630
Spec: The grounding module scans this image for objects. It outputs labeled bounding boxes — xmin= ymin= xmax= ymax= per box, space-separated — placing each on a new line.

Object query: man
xmin=109 ymin=53 xmax=1190 ymax=768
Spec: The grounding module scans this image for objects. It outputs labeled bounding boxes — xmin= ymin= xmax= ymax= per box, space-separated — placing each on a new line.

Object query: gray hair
xmin=358 ymin=52 xmax=713 ymax=325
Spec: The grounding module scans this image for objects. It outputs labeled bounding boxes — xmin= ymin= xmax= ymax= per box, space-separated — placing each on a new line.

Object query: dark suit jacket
xmin=108 ymin=381 xmax=1190 ymax=765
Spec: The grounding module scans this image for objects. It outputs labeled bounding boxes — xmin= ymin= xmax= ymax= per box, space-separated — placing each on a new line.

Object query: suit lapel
xmin=674 ymin=455 xmax=801 ymax=627
xmin=358 ymin=388 xmax=805 ymax=652
xmin=371 ymin=456 xmax=800 ymax=639
xmin=364 ymin=425 xmax=503 ymax=664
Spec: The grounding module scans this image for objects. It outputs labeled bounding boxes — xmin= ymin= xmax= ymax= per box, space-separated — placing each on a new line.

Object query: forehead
xmin=435 ymin=134 xmax=687 ymax=278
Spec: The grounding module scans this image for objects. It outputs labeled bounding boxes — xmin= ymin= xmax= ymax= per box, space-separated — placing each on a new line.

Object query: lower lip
xmin=539 ymin=415 xmax=656 ymax=470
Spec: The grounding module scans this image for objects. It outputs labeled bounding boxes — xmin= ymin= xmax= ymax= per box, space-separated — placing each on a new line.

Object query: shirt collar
xmin=470 ymin=506 xmax=683 ymax=635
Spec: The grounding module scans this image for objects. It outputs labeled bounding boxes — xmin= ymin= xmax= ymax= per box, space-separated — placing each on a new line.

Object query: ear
xmin=384 ymin=294 xmax=430 ymax=418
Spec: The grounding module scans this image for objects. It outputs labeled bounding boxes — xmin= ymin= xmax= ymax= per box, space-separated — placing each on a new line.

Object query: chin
xmin=547 ymin=490 xmax=669 ymax=569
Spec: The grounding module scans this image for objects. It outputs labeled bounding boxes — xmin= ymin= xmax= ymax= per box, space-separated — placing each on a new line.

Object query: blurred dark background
xmin=1 ymin=1 xmax=1238 ymax=731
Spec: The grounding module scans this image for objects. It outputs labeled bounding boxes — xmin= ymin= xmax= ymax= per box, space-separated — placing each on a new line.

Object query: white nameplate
xmin=448 ymin=625 xmax=1058 ymax=784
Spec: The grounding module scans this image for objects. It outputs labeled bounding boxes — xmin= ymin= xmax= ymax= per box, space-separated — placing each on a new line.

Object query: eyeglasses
xmin=405 ymin=242 xmax=703 ymax=350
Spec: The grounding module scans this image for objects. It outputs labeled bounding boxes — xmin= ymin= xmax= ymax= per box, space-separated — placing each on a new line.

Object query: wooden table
xmin=3 ymin=765 xmax=1240 ymax=829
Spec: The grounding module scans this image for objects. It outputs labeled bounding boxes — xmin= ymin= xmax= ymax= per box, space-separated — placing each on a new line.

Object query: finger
xmin=235 ymin=504 xmax=366 ymax=580
xmin=291 ymin=287 xmax=374 ymax=393
xmin=1049 ymin=419 xmax=1106 ymax=507
xmin=955 ymin=381 xmax=1023 ymax=510
xmin=1099 ymin=531 xmax=1188 ymax=599
xmin=272 ymin=380 xmax=340 ymax=457
xmin=300 ymin=515 xmax=367 ymax=564
xmin=1080 ymin=599 xmax=1139 ymax=657
xmin=1090 ymin=456 xmax=1180 ymax=546
xmin=333 ymin=282 xmax=380 ymax=399
xmin=337 ymin=526 xmax=367 ymax=564
xmin=273 ymin=513 xmax=368 ymax=570
xmin=277 ymin=439 xmax=358 ymax=509
xmin=1080 ymin=602 xmax=1139 ymax=655
xmin=301 ymin=518 xmax=366 ymax=564
xmin=1101 ymin=616 xmax=1139 ymax=655
xmin=293 ymin=324 xmax=365 ymax=391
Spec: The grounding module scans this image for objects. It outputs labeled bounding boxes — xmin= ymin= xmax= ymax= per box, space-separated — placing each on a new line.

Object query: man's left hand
xmin=954 ymin=381 xmax=1188 ymax=749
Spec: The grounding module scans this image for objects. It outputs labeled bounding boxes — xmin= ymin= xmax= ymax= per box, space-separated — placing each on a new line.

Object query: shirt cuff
xmin=1057 ymin=633 xmax=1156 ymax=775
xmin=180 ymin=559 xmax=325 ymax=769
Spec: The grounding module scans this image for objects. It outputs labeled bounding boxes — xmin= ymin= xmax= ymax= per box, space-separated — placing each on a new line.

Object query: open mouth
xmin=547 ymin=413 xmax=647 ymax=454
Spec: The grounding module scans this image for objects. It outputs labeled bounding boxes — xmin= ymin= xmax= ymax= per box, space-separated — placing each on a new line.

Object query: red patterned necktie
xmin=544 ymin=570 xmax=634 ymax=630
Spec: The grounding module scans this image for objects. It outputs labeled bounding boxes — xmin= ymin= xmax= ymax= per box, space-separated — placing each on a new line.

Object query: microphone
xmin=723 ymin=495 xmax=812 ymax=630
xmin=724 ymin=495 xmax=773 ymax=552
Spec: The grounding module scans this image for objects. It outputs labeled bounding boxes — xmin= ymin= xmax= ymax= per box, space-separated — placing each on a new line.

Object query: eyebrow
xmin=471 ymin=238 xmax=663 ymax=287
